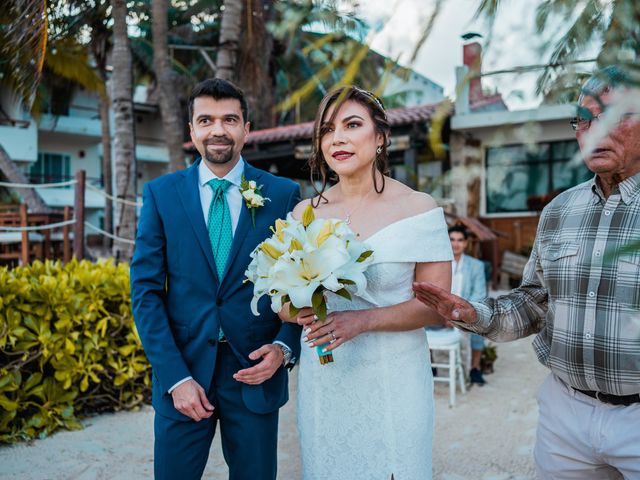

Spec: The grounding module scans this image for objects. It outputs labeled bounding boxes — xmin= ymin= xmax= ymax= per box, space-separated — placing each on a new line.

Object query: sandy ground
xmin=1 ymin=336 xmax=547 ymax=480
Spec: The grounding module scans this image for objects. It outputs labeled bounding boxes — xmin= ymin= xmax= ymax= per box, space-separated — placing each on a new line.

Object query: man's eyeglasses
xmin=569 ymin=112 xmax=640 ymax=131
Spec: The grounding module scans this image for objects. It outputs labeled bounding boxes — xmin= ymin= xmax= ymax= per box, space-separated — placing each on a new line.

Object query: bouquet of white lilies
xmin=245 ymin=205 xmax=374 ymax=364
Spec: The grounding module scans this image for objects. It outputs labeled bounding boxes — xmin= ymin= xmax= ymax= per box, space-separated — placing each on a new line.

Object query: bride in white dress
xmin=280 ymin=86 xmax=453 ymax=480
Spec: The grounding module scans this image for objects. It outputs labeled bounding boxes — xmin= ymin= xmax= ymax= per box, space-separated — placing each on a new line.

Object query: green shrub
xmin=0 ymin=259 xmax=150 ymax=443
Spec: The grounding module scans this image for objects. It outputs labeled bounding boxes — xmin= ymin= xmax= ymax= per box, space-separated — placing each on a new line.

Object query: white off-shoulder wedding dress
xmin=297 ymin=208 xmax=453 ymax=480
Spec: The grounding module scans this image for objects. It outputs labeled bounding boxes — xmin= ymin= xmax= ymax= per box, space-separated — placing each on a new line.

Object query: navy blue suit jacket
xmin=130 ymin=160 xmax=302 ymax=421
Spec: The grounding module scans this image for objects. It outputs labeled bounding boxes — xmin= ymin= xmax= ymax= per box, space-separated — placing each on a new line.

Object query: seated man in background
xmin=448 ymin=225 xmax=488 ymax=384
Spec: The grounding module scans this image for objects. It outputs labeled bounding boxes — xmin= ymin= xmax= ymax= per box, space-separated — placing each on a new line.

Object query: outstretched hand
xmin=412 ymin=281 xmax=477 ymax=325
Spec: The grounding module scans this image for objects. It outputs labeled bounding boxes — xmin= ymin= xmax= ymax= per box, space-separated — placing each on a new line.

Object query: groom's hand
xmin=171 ymin=379 xmax=215 ymax=422
xmin=412 ymin=281 xmax=477 ymax=324
xmin=233 ymin=344 xmax=283 ymax=385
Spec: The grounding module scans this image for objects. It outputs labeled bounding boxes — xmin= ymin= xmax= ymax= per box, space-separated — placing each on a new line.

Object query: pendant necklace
xmin=341 ymin=188 xmax=375 ymax=225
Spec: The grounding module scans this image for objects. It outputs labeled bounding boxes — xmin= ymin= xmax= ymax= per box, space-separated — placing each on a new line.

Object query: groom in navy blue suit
xmin=131 ymin=78 xmax=301 ymax=479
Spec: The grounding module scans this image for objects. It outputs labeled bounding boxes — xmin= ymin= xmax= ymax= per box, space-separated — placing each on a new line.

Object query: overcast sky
xmin=358 ymin=0 xmax=598 ymax=109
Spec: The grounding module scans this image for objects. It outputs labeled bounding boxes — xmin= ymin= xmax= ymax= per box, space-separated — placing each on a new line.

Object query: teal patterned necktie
xmin=207 ymin=178 xmax=233 ymax=279
xmin=207 ymin=178 xmax=233 ymax=342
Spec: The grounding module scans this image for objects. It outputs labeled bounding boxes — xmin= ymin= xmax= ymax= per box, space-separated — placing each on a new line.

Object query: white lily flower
xmin=245 ymin=210 xmax=374 ymax=318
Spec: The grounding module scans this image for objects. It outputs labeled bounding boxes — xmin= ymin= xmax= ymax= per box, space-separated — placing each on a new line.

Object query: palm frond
xmin=536 ymin=0 xmax=604 ymax=96
xmin=0 ymin=0 xmax=48 ymax=110
xmin=45 ymin=37 xmax=105 ymax=95
xmin=598 ymin=0 xmax=640 ymax=66
xmin=474 ymin=0 xmax=501 ymax=20
xmin=332 ymin=42 xmax=370 ymax=88
xmin=535 ymin=0 xmax=577 ymax=33
xmin=276 ymin=55 xmax=342 ymax=112
xmin=428 ymin=99 xmax=453 ymax=159
xmin=407 ymin=0 xmax=444 ymax=65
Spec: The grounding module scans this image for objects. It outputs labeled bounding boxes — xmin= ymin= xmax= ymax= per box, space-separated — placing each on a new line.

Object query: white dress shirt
xmin=451 ymin=255 xmax=465 ymax=297
xmin=169 ymin=158 xmax=290 ymax=394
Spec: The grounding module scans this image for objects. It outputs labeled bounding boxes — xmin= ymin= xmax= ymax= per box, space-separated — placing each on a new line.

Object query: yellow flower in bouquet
xmin=244 ymin=205 xmax=374 ymax=364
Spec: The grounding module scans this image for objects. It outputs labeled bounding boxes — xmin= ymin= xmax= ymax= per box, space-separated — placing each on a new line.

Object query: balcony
xmin=0 ymin=120 xmax=38 ymax=162
xmin=38 ymin=113 xmax=102 ymax=138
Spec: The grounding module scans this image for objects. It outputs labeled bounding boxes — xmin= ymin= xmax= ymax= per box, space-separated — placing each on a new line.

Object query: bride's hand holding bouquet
xmin=244 ymin=204 xmax=373 ymax=364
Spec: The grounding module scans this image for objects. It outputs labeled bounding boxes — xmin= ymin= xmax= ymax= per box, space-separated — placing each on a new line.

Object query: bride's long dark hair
xmin=308 ymin=86 xmax=391 ymax=208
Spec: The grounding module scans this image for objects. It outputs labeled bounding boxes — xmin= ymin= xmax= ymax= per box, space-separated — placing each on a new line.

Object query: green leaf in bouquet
xmin=334 ymin=288 xmax=352 ymax=301
xmin=315 ymin=300 xmax=327 ymax=321
xmin=288 ymin=297 xmax=301 ymax=318
xmin=340 ymin=279 xmax=356 ymax=285
xmin=356 ymin=250 xmax=373 ymax=263
xmin=288 ymin=304 xmax=301 ymax=318
xmin=312 ymin=289 xmax=327 ymax=320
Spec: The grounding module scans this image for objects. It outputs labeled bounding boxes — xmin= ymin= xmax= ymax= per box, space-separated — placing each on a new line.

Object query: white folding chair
xmin=426 ymin=328 xmax=467 ymax=407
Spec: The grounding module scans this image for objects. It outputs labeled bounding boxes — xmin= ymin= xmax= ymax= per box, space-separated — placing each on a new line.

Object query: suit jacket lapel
xmin=176 ymin=161 xmax=219 ymax=283
xmin=220 ymin=162 xmax=265 ymax=283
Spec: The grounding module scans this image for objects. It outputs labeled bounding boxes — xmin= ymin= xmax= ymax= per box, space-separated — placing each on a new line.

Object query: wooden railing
xmin=0 ymin=171 xmax=85 ymax=267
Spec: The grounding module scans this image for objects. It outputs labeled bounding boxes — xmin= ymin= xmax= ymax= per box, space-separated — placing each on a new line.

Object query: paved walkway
xmin=1 ymin=336 xmax=547 ymax=479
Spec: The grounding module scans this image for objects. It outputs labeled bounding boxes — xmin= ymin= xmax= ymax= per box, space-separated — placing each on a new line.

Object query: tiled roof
xmin=183 ymin=101 xmax=444 ymax=151
xmin=247 ymin=120 xmax=314 ymax=144
xmin=445 ymin=213 xmax=499 ymax=242
xmin=469 ymin=93 xmax=507 ymax=112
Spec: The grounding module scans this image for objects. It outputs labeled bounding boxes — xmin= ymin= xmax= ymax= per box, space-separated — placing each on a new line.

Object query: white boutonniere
xmin=240 ymin=175 xmax=270 ymax=226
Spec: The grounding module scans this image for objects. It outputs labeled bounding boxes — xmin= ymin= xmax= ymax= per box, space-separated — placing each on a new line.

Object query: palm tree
xmin=0 ymin=146 xmax=49 ymax=212
xmin=216 ymin=0 xmax=244 ymax=81
xmin=0 ymin=0 xmax=48 ymax=211
xmin=87 ymin=4 xmax=115 ymax=249
xmin=236 ymin=0 xmax=277 ymax=128
xmin=475 ymin=0 xmax=640 ymax=101
xmin=0 ymin=0 xmax=48 ymax=115
xmin=0 ymin=0 xmax=104 ymax=212
xmin=152 ymin=0 xmax=187 ymax=172
xmin=215 ymin=0 xmax=375 ymax=127
xmin=111 ymin=0 xmax=137 ymax=262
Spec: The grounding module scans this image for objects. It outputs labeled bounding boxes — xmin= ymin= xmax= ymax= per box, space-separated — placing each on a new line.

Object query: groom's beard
xmin=203 ymin=136 xmax=236 ymax=165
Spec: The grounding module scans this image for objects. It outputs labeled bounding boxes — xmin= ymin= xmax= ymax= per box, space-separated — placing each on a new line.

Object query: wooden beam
xmin=73 ymin=170 xmax=85 ymax=260
xmin=20 ymin=203 xmax=28 ymax=265
xmin=63 ymin=206 xmax=71 ymax=263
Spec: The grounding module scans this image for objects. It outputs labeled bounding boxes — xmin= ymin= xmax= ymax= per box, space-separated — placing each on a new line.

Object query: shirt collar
xmin=618 ymin=171 xmax=640 ymax=204
xmin=198 ymin=156 xmax=245 ymax=188
xmin=589 ymin=175 xmax=605 ymax=204
xmin=590 ymin=171 xmax=640 ymax=205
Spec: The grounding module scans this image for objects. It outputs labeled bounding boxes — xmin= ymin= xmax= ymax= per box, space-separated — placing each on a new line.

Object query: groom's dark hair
xmin=188 ymin=78 xmax=249 ymax=123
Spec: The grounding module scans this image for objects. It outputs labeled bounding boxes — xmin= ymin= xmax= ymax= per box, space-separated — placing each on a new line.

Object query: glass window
xmin=31 ymin=153 xmax=71 ymax=184
xmin=485 ymin=140 xmax=590 ymax=213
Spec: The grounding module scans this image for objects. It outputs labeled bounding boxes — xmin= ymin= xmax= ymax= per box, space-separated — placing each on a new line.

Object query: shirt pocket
xmin=539 ymin=243 xmax=579 ymax=298
xmin=616 ymin=253 xmax=640 ymax=307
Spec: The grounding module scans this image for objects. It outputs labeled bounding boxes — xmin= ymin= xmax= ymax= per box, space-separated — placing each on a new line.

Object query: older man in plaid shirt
xmin=414 ymin=65 xmax=640 ymax=479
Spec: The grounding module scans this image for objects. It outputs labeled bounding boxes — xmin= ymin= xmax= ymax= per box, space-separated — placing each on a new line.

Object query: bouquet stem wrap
xmin=317 ymin=346 xmax=334 ymax=364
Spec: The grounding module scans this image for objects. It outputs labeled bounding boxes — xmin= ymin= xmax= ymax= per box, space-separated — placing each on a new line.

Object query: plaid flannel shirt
xmin=462 ymin=172 xmax=640 ymax=395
